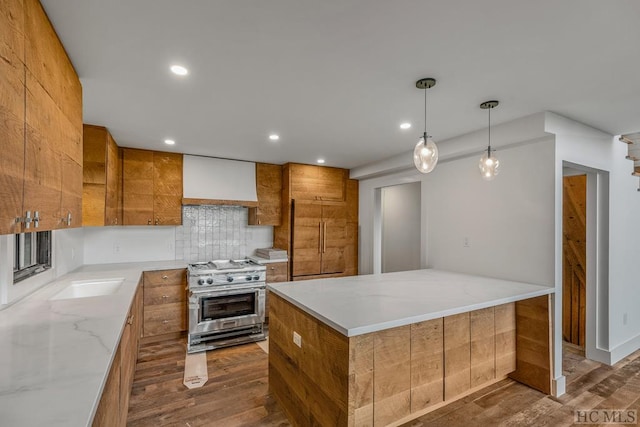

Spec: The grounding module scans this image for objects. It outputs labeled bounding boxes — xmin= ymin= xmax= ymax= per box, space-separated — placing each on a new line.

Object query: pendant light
xmin=479 ymin=100 xmax=499 ymax=181
xmin=413 ymin=78 xmax=438 ymax=174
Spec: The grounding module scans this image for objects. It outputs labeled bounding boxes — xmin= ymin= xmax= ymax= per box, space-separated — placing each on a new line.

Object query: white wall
xmin=83 ymin=226 xmax=176 ymax=264
xmin=382 ymin=182 xmax=421 ymax=273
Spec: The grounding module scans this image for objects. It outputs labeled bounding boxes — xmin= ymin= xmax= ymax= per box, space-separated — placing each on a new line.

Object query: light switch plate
xmin=293 ymin=331 xmax=302 ymax=348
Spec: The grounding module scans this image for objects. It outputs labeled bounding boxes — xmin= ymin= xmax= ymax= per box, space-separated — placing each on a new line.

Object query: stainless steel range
xmin=187 ymin=259 xmax=266 ymax=353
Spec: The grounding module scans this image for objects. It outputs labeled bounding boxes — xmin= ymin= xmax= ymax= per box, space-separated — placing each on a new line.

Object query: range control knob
xmin=246 ymin=275 xmax=253 ymax=281
xmin=198 ymin=279 xmax=205 ymax=286
xmin=206 ymin=278 xmax=213 ymax=285
xmin=227 ymin=276 xmax=234 ymax=283
xmin=253 ymin=275 xmax=260 ymax=281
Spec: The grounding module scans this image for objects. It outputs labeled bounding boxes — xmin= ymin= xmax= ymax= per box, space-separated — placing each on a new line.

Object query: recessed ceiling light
xmin=317 ymin=159 xmax=325 ymax=164
xmin=164 ymin=139 xmax=176 ymax=145
xmin=170 ymin=65 xmax=188 ymax=76
xmin=269 ymin=134 xmax=280 ymax=141
xmin=400 ymin=122 xmax=412 ymax=130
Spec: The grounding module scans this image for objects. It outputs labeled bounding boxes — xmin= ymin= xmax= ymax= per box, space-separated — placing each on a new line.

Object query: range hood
xmin=182 ymin=155 xmax=258 ymax=206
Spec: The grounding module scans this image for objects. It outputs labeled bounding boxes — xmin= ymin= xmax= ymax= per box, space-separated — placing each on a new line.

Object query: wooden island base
xmin=269 ymin=293 xmax=552 ymax=426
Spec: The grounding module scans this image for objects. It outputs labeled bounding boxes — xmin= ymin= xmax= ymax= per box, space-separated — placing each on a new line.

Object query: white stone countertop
xmin=268 ymin=269 xmax=555 ymax=337
xmin=0 ymin=260 xmax=187 ymax=427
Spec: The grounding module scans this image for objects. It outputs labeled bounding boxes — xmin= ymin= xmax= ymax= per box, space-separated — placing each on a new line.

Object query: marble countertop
xmin=268 ymin=269 xmax=554 ymax=337
xmin=0 ymin=260 xmax=187 ymax=427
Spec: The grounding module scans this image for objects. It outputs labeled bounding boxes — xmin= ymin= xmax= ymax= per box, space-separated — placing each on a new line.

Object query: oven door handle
xmin=190 ymin=287 xmax=264 ymax=299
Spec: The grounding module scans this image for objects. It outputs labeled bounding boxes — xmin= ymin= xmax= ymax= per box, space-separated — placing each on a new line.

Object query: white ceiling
xmin=41 ymin=0 xmax=640 ymax=170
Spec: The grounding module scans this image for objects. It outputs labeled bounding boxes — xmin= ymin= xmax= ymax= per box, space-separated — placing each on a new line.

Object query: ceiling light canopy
xmin=479 ymin=100 xmax=499 ymax=181
xmin=413 ymin=78 xmax=439 ymax=174
xmin=170 ymin=64 xmax=189 ymax=76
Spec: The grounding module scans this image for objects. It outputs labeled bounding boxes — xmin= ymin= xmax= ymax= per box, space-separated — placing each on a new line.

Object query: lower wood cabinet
xmin=93 ymin=282 xmax=143 ymax=427
xmin=265 ymin=261 xmax=288 ymax=322
xmin=142 ymin=269 xmax=187 ymax=338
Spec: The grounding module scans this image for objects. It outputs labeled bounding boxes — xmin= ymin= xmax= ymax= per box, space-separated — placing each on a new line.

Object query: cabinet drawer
xmin=266 ymin=262 xmax=288 ymax=283
xmin=144 ymin=282 xmax=185 ymax=305
xmin=143 ymin=269 xmax=185 ymax=286
xmin=143 ymin=303 xmax=187 ymax=336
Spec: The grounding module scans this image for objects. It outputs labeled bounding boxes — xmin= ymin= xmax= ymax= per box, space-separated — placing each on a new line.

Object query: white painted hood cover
xmin=183 ymin=155 xmax=257 ymax=202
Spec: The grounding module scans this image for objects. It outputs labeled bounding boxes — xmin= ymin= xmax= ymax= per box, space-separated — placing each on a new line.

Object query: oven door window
xmin=200 ymin=292 xmax=256 ymax=321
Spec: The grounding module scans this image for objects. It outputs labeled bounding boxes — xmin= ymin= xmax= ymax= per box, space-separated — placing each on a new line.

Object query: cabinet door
xmin=59 ymin=152 xmax=82 ymax=228
xmin=290 ymin=164 xmax=346 ymax=201
xmin=123 ymin=148 xmax=154 ymax=225
xmin=105 ymin=132 xmax=120 ymax=225
xmin=92 ymin=343 xmax=121 ymax=427
xmin=248 ymin=163 xmax=282 ymax=226
xmin=321 ymin=203 xmax=346 ymax=274
xmin=291 ymin=201 xmax=322 ymax=277
xmin=119 ymin=319 xmax=133 ymax=427
xmin=153 ymin=152 xmax=183 ymax=225
xmin=0 ymin=7 xmax=25 ymax=234
xmin=82 ymin=125 xmax=108 ymax=226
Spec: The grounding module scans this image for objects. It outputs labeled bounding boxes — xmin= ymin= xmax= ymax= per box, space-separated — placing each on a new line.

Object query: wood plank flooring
xmin=127 ymin=336 xmax=640 ymax=426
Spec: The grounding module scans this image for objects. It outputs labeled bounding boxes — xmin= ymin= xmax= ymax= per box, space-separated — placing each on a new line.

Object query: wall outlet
xmin=463 ymin=237 xmax=470 ymax=248
xmin=623 ymin=312 xmax=628 ymax=325
xmin=293 ymin=331 xmax=302 ymax=348
xmin=113 ymin=242 xmax=120 ymax=254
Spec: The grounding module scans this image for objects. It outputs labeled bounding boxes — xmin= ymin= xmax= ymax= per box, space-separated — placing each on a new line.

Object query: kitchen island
xmin=267 ymin=269 xmax=555 ymax=426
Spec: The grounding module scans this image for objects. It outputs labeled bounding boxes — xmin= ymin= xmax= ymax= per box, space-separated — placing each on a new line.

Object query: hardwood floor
xmin=127 ymin=336 xmax=640 ymax=426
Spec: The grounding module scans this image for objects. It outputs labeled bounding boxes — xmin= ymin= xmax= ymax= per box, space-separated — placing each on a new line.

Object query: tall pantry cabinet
xmin=274 ymin=163 xmax=358 ymax=281
xmin=0 ymin=0 xmax=83 ymax=234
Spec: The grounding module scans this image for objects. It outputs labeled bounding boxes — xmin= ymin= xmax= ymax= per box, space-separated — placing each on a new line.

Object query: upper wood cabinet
xmin=122 ymin=148 xmax=183 ymax=226
xmin=248 ymin=163 xmax=282 ymax=226
xmin=0 ymin=0 xmax=83 ymax=234
xmin=83 ymin=125 xmax=122 ymax=226
xmin=289 ymin=163 xmax=347 ymax=201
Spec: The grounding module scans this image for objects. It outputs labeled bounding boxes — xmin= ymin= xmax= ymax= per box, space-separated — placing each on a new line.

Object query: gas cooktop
xmin=188 ymin=259 xmax=264 ymax=274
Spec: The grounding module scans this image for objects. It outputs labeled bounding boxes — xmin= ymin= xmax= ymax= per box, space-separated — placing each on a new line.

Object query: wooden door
xmin=248 ymin=163 xmax=282 ymax=225
xmin=153 ymin=152 xmax=183 ymax=225
xmin=321 ymin=202 xmax=346 ymax=274
xmin=562 ymin=175 xmax=587 ymax=348
xmin=0 ymin=2 xmax=26 ymax=234
xmin=123 ymin=148 xmax=154 ymax=225
xmin=292 ymin=201 xmax=322 ymax=277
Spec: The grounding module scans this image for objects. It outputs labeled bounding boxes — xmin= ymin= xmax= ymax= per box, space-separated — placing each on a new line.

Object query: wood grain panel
xmin=123 ymin=148 xmax=154 ymax=225
xmin=266 ymin=262 xmax=288 ymax=283
xmin=321 ymin=202 xmax=347 ymax=274
xmin=273 ymin=163 xmax=292 ymax=263
xmin=470 ymin=307 xmax=496 ymax=388
xmin=92 ymin=342 xmax=121 ymax=426
xmin=411 ymin=318 xmax=444 ymax=413
xmin=60 ymin=153 xmax=82 ymax=227
xmin=82 ymin=125 xmax=107 ymax=226
xmin=144 ymin=269 xmax=185 ymax=286
xmin=0 ymin=28 xmax=25 ymax=234
xmin=373 ymin=326 xmax=411 ymax=425
xmin=289 ymin=163 xmax=346 ymax=201
xmin=510 ymin=295 xmax=553 ymax=395
xmin=348 ymin=334 xmax=374 ymax=426
xmin=24 ymin=0 xmax=81 ymax=130
xmin=143 ymin=269 xmax=186 ymax=306
xmin=269 ymin=293 xmax=350 ymax=426
xmin=105 ymin=131 xmax=120 ymax=225
xmin=291 ymin=201 xmax=322 ymax=276
xmin=143 ymin=302 xmax=187 ymax=336
xmin=444 ymin=312 xmax=471 ymax=400
xmin=495 ymin=303 xmax=517 ymax=377
xmin=153 ymin=151 xmax=182 ymax=225
xmin=248 ymin=162 xmax=282 ymax=226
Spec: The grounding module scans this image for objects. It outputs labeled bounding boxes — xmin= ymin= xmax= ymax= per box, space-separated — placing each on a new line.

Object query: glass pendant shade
xmin=414 ymin=135 xmax=439 ymax=173
xmin=479 ymin=149 xmax=499 ymax=181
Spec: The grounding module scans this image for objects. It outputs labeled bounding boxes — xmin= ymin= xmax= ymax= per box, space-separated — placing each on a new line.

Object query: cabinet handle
xmin=24 ymin=211 xmax=32 ymax=229
xmin=162 ymin=320 xmax=169 ymax=324
xmin=162 ymin=295 xmax=169 ymax=299
xmin=270 ymin=266 xmax=275 ymax=270
xmin=147 ymin=219 xmax=152 ymax=225
xmin=323 ymin=222 xmax=327 ymax=253
xmin=155 ymin=218 xmax=160 ymax=225
xmin=127 ymin=315 xmax=134 ymax=325
xmin=162 ymin=275 xmax=168 ymax=279
xmin=114 ymin=218 xmax=118 ymax=225
xmin=33 ymin=211 xmax=40 ymax=228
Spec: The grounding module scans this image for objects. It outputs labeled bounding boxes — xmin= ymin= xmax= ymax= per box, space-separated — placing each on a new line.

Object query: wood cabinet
xmin=248 ymin=163 xmax=282 ymax=226
xmin=122 ymin=148 xmax=183 ymax=226
xmin=0 ymin=0 xmax=83 ymax=234
xmin=93 ymin=282 xmax=143 ymax=427
xmin=274 ymin=163 xmax=357 ymax=281
xmin=292 ymin=201 xmax=346 ymax=277
xmin=142 ymin=269 xmax=187 ymax=338
xmin=265 ymin=261 xmax=288 ymax=322
xmin=83 ymin=125 xmax=122 ymax=226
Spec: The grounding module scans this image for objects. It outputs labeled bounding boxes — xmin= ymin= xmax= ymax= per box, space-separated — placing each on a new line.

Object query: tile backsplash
xmin=176 ymin=205 xmax=273 ymax=263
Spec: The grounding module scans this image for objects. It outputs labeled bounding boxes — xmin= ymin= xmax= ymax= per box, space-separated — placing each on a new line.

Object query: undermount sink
xmin=50 ymin=278 xmax=125 ymax=300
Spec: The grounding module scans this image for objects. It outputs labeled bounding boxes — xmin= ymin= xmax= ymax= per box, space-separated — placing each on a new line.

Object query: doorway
xmin=381 ymin=182 xmax=421 ymax=273
xmin=562 ymin=171 xmax=587 ymax=354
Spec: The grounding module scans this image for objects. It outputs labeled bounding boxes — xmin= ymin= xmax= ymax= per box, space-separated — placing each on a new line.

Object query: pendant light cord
xmin=487 ymin=105 xmax=492 ymax=156
xmin=423 ymin=87 xmax=427 ymax=137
